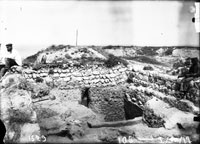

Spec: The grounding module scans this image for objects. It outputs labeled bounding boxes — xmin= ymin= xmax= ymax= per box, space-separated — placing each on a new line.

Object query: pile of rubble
xmin=0 ymin=74 xmax=40 ymax=143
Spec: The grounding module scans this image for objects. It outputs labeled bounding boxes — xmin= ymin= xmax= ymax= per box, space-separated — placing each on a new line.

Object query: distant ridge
xmin=23 ymin=45 xmax=199 ymax=67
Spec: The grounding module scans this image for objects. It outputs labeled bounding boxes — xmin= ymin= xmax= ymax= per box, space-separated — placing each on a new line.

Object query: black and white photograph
xmin=0 ymin=0 xmax=199 ymax=143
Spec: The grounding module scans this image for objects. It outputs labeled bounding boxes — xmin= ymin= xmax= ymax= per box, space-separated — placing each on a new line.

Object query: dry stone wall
xmin=21 ymin=64 xmax=129 ymax=89
xmin=10 ymin=63 xmax=199 ymax=110
xmin=128 ymin=68 xmax=200 ymax=106
xmin=127 ymin=85 xmax=198 ymax=114
xmin=11 ymin=64 xmax=179 ymax=91
xmin=11 ymin=64 xmax=199 ymax=106
xmin=15 ymin=64 xmax=177 ymax=90
xmin=125 ymin=68 xmax=199 ymax=129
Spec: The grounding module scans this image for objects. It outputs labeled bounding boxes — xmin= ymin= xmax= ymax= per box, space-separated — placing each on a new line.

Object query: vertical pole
xmin=76 ymin=29 xmax=78 ymax=46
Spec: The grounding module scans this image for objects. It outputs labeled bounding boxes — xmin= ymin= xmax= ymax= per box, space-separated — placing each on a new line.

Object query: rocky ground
xmin=0 ymin=46 xmax=199 ymax=143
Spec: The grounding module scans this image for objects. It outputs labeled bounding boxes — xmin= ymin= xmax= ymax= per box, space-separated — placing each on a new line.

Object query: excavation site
xmin=0 ymin=45 xmax=199 ymax=143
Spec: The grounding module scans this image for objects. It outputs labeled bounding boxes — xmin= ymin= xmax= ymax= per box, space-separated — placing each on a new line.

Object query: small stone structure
xmin=89 ymin=86 xmax=126 ymax=122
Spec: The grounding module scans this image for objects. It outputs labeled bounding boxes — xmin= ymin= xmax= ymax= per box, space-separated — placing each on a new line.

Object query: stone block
xmin=109 ymin=73 xmax=116 ymax=78
xmin=83 ymin=77 xmax=90 ymax=80
xmin=53 ymin=73 xmax=59 ymax=78
xmin=24 ymin=69 xmax=34 ymax=74
xmin=72 ymin=77 xmax=83 ymax=82
xmin=53 ymin=69 xmax=58 ymax=73
xmin=60 ymin=73 xmax=66 ymax=78
xmin=62 ymin=69 xmax=67 ymax=73
xmin=24 ymin=74 xmax=29 ymax=79
xmin=57 ymin=69 xmax=62 ymax=73
xmin=93 ymin=71 xmax=100 ymax=75
xmin=32 ymin=73 xmax=37 ymax=79
xmin=41 ymin=73 xmax=48 ymax=77
xmin=72 ymin=72 xmax=82 ymax=77
xmin=90 ymin=75 xmax=95 ymax=79
xmin=63 ymin=77 xmax=71 ymax=82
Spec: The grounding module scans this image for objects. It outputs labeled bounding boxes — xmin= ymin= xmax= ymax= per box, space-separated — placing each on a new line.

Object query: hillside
xmin=23 ymin=45 xmax=107 ymax=67
xmin=23 ymin=45 xmax=199 ymax=68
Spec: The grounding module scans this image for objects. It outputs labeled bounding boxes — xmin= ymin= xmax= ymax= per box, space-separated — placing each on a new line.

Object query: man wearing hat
xmin=0 ymin=43 xmax=22 ymax=79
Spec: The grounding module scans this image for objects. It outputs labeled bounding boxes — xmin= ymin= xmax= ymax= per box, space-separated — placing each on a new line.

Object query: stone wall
xmin=88 ymin=86 xmax=126 ymax=122
xmin=128 ymin=68 xmax=200 ymax=106
xmin=12 ymin=64 xmax=179 ymax=91
xmin=21 ymin=64 xmax=129 ymax=89
xmin=127 ymin=85 xmax=198 ymax=114
xmin=11 ymin=63 xmax=199 ymax=108
xmin=125 ymin=68 xmax=199 ymax=129
xmin=15 ymin=64 xmax=178 ymax=91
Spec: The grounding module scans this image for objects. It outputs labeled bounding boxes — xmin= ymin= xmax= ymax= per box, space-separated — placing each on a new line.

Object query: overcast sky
xmin=0 ymin=0 xmax=199 ymax=57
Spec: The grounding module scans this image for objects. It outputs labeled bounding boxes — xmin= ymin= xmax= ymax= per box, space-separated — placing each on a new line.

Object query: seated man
xmin=0 ymin=43 xmax=22 ymax=79
xmin=178 ymin=57 xmax=200 ymax=92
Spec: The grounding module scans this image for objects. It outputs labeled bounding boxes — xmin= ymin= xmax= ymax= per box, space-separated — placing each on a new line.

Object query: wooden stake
xmin=87 ymin=117 xmax=142 ymax=128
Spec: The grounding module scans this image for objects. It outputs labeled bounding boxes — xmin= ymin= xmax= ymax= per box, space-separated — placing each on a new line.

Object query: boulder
xmin=40 ymin=116 xmax=65 ymax=132
xmin=0 ymin=74 xmax=22 ymax=89
xmin=10 ymin=65 xmax=23 ymax=73
xmin=19 ymin=123 xmax=41 ymax=143
xmin=31 ymin=83 xmax=50 ymax=99
xmin=98 ymin=128 xmax=135 ymax=143
xmin=98 ymin=128 xmax=120 ymax=143
xmin=0 ymin=74 xmax=37 ymax=143
xmin=44 ymin=76 xmax=54 ymax=87
xmin=1 ymin=88 xmax=33 ymax=123
xmin=143 ymin=97 xmax=199 ymax=131
xmin=36 ymin=102 xmax=102 ymax=141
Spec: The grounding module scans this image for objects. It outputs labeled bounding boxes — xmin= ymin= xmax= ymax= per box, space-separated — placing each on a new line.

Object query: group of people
xmin=0 ymin=43 xmax=22 ymax=79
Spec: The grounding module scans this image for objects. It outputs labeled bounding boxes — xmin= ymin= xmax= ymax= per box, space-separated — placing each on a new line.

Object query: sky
xmin=0 ymin=0 xmax=199 ymax=58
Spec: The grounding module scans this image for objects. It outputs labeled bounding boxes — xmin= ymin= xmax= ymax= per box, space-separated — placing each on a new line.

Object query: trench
xmin=80 ymin=87 xmax=143 ymax=122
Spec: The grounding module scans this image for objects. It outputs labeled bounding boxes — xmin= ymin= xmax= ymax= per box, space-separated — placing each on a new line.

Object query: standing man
xmin=0 ymin=43 xmax=22 ymax=79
